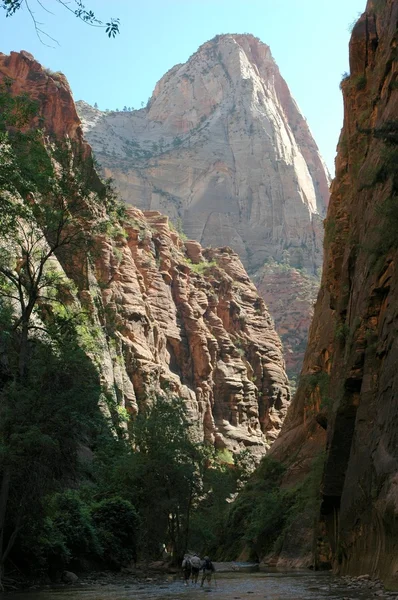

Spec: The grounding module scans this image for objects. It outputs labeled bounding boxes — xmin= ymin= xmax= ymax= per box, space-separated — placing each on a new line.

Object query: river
xmin=7 ymin=570 xmax=379 ymax=600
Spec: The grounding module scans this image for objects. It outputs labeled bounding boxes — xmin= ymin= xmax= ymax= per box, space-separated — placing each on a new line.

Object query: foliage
xmin=301 ymin=371 xmax=332 ymax=410
xmin=172 ymin=217 xmax=188 ymax=240
xmin=89 ymin=397 xmax=208 ymax=561
xmin=219 ymin=457 xmax=290 ymax=560
xmin=91 ymin=497 xmax=139 ymax=567
xmin=186 ymin=257 xmax=218 ymax=275
xmin=324 ymin=218 xmax=337 ymax=245
xmin=339 ymin=72 xmax=350 ymax=90
xmin=335 ymin=322 xmax=350 ymax=343
xmin=218 ymin=452 xmax=325 ymax=563
xmin=0 ymin=307 xmax=105 ymax=582
xmin=173 ymin=136 xmax=182 ymax=147
xmin=353 ymin=74 xmax=367 ymax=90
xmin=188 ymin=451 xmax=237 ymax=554
xmin=44 ymin=490 xmax=101 ymax=568
xmin=1 ymin=0 xmax=120 ymax=44
xmin=0 ymin=82 xmax=126 ymax=586
xmin=365 ymin=121 xmax=398 ymax=260
xmin=340 ymin=72 xmax=367 ymax=92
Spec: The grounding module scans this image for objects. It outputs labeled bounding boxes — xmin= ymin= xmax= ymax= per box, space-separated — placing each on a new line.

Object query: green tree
xmin=99 ymin=397 xmax=206 ymax=562
xmin=0 ymin=81 xmax=118 ymax=588
xmin=0 ymin=313 xmax=104 ymax=588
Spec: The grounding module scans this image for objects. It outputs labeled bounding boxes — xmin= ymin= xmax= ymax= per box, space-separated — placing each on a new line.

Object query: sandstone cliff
xmin=76 ymin=34 xmax=330 ymax=377
xmin=270 ymin=0 xmax=398 ymax=581
xmin=0 ymin=50 xmax=290 ymax=455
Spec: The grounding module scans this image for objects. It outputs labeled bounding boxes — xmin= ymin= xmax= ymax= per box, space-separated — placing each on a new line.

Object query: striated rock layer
xmin=270 ymin=0 xmax=398 ymax=581
xmin=76 ymin=34 xmax=330 ymax=376
xmin=0 ymin=50 xmax=290 ymax=455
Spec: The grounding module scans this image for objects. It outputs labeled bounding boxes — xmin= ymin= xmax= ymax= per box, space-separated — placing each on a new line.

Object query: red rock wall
xmin=0 ymin=51 xmax=290 ymax=456
xmin=270 ymin=0 xmax=398 ymax=581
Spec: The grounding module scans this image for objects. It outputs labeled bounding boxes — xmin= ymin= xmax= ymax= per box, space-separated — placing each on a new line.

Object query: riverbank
xmin=5 ymin=569 xmax=398 ymax=599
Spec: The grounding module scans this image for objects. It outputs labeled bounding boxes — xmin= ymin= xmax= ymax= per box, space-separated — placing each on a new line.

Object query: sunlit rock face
xmin=0 ymin=50 xmax=291 ymax=457
xmin=77 ymin=34 xmax=330 ymax=377
xmin=270 ymin=0 xmax=398 ymax=579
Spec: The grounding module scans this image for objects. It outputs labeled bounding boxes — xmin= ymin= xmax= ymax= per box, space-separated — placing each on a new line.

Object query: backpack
xmin=190 ymin=555 xmax=201 ymax=569
xmin=204 ymin=558 xmax=213 ymax=571
xmin=182 ymin=557 xmax=191 ymax=570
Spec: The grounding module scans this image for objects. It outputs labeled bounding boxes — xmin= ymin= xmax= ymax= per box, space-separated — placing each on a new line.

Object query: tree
xmin=1 ymin=0 xmax=120 ymax=45
xmin=100 ymin=397 xmax=207 ymax=562
xmin=0 ymin=81 xmax=120 ymax=588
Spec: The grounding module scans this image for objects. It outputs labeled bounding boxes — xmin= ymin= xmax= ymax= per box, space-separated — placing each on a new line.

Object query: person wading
xmin=181 ymin=554 xmax=191 ymax=586
xmin=190 ymin=553 xmax=202 ymax=584
xmin=200 ymin=556 xmax=215 ymax=587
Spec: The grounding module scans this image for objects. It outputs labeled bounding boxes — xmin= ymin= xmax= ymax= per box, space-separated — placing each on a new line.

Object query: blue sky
xmin=1 ymin=0 xmax=365 ymax=173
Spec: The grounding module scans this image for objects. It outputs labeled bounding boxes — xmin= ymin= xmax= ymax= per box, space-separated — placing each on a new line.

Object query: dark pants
xmin=191 ymin=567 xmax=200 ymax=583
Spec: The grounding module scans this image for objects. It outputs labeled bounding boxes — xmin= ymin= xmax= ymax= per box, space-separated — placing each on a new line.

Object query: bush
xmin=186 ymin=257 xmax=217 ymax=275
xmin=50 ymin=491 xmax=101 ymax=561
xmin=13 ymin=490 xmax=101 ymax=576
xmin=91 ymin=497 xmax=139 ymax=568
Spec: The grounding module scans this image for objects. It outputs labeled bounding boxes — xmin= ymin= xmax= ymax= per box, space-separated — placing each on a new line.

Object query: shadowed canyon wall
xmin=76 ymin=34 xmax=330 ymax=378
xmin=0 ymin=50 xmax=291 ymax=456
xmin=270 ymin=0 xmax=398 ymax=581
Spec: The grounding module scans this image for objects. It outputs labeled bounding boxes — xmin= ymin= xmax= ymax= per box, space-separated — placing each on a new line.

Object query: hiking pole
xmin=213 ymin=572 xmax=218 ymax=589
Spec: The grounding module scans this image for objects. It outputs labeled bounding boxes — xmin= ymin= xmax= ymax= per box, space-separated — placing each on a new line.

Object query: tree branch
xmin=23 ymin=0 xmax=59 ymax=47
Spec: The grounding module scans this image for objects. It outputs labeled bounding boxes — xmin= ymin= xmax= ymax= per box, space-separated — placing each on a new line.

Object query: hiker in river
xmin=200 ymin=556 xmax=215 ymax=587
xmin=182 ymin=554 xmax=191 ymax=586
xmin=190 ymin=553 xmax=202 ymax=585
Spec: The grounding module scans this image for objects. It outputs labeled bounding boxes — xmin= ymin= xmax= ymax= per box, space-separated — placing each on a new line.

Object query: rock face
xmin=76 ymin=34 xmax=330 ymax=377
xmin=93 ymin=210 xmax=289 ymax=453
xmin=0 ymin=50 xmax=290 ymax=455
xmin=270 ymin=0 xmax=398 ymax=581
xmin=254 ymin=263 xmax=320 ymax=379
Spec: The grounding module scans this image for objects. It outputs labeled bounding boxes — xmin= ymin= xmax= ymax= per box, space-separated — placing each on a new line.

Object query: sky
xmin=1 ymin=0 xmax=366 ymax=174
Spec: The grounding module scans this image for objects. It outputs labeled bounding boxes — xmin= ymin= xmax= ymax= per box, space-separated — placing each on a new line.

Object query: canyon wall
xmin=270 ymin=0 xmax=398 ymax=581
xmin=0 ymin=50 xmax=290 ymax=456
xmin=76 ymin=34 xmax=330 ymax=377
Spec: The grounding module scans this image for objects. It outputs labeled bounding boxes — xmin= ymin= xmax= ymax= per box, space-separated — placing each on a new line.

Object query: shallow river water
xmin=8 ymin=570 xmax=376 ymax=600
